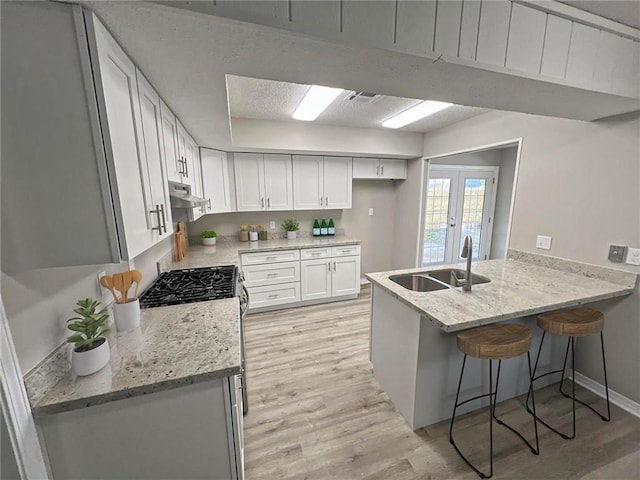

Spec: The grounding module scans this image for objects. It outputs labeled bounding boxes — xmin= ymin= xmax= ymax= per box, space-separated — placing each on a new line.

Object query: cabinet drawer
xmin=331 ymin=245 xmax=361 ymax=257
xmin=300 ymin=247 xmax=331 ymax=259
xmin=240 ymin=249 xmax=300 ymax=265
xmin=247 ymin=282 xmax=300 ymax=309
xmin=242 ymin=261 xmax=300 ymax=287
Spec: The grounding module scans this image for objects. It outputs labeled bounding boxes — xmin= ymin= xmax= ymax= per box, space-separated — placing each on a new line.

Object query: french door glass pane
xmin=459 ymin=178 xmax=486 ymax=259
xmin=423 ymin=178 xmax=451 ymax=265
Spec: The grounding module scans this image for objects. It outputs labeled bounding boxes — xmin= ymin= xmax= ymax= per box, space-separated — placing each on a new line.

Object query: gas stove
xmin=139 ymin=265 xmax=238 ymax=309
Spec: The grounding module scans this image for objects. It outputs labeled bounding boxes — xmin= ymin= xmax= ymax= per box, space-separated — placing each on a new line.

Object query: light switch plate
xmin=368 ymin=208 xmax=374 ymax=216
xmin=536 ymin=235 xmax=552 ymax=250
xmin=269 ymin=221 xmax=276 ymax=230
xmin=608 ymin=245 xmax=627 ymax=263
xmin=626 ymin=247 xmax=640 ymax=265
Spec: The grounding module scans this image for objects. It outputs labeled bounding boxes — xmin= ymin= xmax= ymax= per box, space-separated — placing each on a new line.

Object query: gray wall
xmin=1 ymin=237 xmax=172 ymax=375
xmin=190 ymin=180 xmax=399 ymax=277
xmin=1 ymin=413 xmax=20 ymax=480
xmin=430 ymin=146 xmax=518 ymax=260
xmin=394 ymin=110 xmax=640 ymax=402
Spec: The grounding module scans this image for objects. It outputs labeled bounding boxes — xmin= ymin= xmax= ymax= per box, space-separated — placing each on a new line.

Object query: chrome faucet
xmin=459 ymin=235 xmax=473 ymax=292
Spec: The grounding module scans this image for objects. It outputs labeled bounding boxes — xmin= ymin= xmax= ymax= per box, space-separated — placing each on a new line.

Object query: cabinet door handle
xmin=184 ymin=157 xmax=188 ymax=177
xmin=328 ymin=261 xmax=331 ymax=271
xmin=207 ymin=199 xmax=211 ymax=211
xmin=320 ymin=196 xmax=323 ymax=207
xmin=333 ymin=261 xmax=337 ymax=271
xmin=267 ymin=197 xmax=270 ymax=209
xmin=381 ymin=165 xmax=384 ymax=176
xmin=261 ymin=197 xmax=264 ymax=209
xmin=376 ymin=165 xmax=380 ymax=176
xmin=326 ymin=196 xmax=329 ymax=206
xmin=160 ymin=203 xmax=167 ymax=233
xmin=150 ymin=204 xmax=162 ymax=233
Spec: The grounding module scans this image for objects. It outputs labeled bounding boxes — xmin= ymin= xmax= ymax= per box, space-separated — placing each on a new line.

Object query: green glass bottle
xmin=313 ymin=219 xmax=321 ymax=237
xmin=320 ymin=219 xmax=328 ymax=236
xmin=327 ymin=218 xmax=335 ymax=236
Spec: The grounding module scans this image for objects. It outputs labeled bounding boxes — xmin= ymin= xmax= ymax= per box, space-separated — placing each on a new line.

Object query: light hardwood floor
xmin=243 ymin=287 xmax=640 ymax=479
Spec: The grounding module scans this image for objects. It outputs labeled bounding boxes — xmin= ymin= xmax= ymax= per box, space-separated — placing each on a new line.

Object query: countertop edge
xmin=34 ymin=365 xmax=242 ymax=415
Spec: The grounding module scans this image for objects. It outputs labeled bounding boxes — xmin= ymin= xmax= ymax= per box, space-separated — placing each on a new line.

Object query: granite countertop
xmin=366 ymin=251 xmax=638 ymax=333
xmin=165 ymin=235 xmax=361 ymax=270
xmin=34 ymin=299 xmax=241 ymax=414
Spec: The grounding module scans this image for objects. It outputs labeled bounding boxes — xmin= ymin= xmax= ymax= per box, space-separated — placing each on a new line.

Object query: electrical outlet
xmin=626 ymin=247 xmax=640 ymax=266
xmin=536 ymin=235 xmax=552 ymax=250
xmin=368 ymin=208 xmax=374 ymax=216
xmin=270 ymin=221 xmax=275 ymax=230
xmin=97 ymin=271 xmax=108 ymax=296
xmin=608 ymin=245 xmax=627 ymax=263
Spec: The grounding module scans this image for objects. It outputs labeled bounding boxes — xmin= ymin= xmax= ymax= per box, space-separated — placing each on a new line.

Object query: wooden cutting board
xmin=175 ymin=222 xmax=187 ymax=261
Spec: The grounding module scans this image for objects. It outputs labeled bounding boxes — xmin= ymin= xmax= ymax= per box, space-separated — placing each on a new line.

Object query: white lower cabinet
xmin=301 ymin=258 xmax=332 ymax=301
xmin=242 ymin=245 xmax=360 ymax=311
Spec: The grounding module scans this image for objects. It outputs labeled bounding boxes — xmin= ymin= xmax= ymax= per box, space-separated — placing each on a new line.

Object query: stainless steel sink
xmin=389 ymin=274 xmax=450 ymax=292
xmin=427 ymin=268 xmax=491 ymax=287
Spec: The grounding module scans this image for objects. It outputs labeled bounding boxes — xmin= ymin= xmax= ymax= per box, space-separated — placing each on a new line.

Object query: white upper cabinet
xmin=234 ymin=153 xmax=266 ymax=211
xmin=323 ymin=156 xmax=352 ymax=209
xmin=234 ymin=153 xmax=293 ymax=211
xmin=136 ymin=70 xmax=173 ymax=240
xmin=159 ymin=100 xmax=181 ymax=183
xmin=353 ymin=158 xmax=407 ymax=180
xmin=176 ymin=121 xmax=193 ymax=187
xmin=292 ymin=155 xmax=324 ymax=209
xmin=88 ymin=14 xmax=155 ymax=259
xmin=201 ymin=148 xmax=232 ymax=214
xmin=293 ymin=156 xmax=352 ymax=209
xmin=263 ymin=154 xmax=294 ymax=210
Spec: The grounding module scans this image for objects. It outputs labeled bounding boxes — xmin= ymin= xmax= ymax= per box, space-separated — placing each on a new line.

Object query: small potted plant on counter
xmin=200 ymin=230 xmax=217 ymax=245
xmin=282 ymin=219 xmax=300 ymax=240
xmin=66 ymin=298 xmax=111 ymax=376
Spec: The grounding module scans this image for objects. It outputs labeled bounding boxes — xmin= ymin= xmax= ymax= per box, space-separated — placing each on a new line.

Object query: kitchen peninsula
xmin=366 ymin=250 xmax=637 ymax=429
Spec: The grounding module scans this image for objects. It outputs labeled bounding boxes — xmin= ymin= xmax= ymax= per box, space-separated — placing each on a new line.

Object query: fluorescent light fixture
xmin=382 ymin=100 xmax=452 ymax=128
xmin=293 ymin=85 xmax=343 ymax=121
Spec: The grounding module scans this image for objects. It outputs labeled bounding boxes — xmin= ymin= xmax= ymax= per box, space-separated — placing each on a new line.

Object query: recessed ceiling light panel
xmin=382 ymin=100 xmax=452 ymax=128
xmin=293 ymin=85 xmax=343 ymax=121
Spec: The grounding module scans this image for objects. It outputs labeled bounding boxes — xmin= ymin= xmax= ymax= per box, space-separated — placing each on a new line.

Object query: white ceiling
xmin=226 ymin=75 xmax=490 ymax=133
xmin=559 ymin=1 xmax=640 ymax=29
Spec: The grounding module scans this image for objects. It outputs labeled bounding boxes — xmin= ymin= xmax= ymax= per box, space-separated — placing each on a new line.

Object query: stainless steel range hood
xmin=169 ymin=182 xmax=207 ymax=208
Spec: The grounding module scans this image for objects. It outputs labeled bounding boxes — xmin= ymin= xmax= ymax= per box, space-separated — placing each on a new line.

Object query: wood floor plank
xmin=243 ymin=287 xmax=640 ymax=479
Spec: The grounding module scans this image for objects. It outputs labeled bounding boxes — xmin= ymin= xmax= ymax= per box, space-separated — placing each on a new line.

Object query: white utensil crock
xmin=113 ymin=298 xmax=141 ymax=332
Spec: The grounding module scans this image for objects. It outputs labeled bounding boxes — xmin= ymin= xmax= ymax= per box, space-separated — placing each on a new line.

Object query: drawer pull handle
xmin=268 ymin=294 xmax=279 ymax=299
xmin=267 ymin=273 xmax=278 ymax=278
xmin=266 ymin=256 xmax=277 ymax=260
xmin=312 ymin=252 xmax=322 ymax=256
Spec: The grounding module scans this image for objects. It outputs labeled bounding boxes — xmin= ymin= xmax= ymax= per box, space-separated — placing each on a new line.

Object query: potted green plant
xmin=66 ymin=298 xmax=111 ymax=376
xmin=201 ymin=230 xmax=217 ymax=245
xmin=282 ymin=219 xmax=300 ymax=240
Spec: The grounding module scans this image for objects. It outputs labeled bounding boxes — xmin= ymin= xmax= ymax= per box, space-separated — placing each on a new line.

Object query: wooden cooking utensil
xmin=122 ymin=270 xmax=132 ymax=303
xmin=131 ymin=270 xmax=143 ymax=300
xmin=100 ymin=275 xmax=120 ymax=304
xmin=112 ymin=273 xmax=128 ymax=305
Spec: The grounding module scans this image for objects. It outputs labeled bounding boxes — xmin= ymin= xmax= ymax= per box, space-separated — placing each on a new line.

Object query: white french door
xmin=422 ymin=166 xmax=499 ymax=266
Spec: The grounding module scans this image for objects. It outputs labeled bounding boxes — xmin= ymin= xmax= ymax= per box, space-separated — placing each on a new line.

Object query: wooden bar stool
xmin=526 ymin=307 xmax=610 ymax=440
xmin=449 ymin=324 xmax=539 ymax=479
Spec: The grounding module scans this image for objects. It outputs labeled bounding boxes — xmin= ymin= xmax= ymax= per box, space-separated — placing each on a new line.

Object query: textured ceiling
xmin=559 ymin=1 xmax=640 ymax=29
xmin=227 ymin=75 xmax=491 ymax=133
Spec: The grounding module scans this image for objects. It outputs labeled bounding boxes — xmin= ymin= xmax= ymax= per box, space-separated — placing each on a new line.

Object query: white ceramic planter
xmin=201 ymin=237 xmax=216 ymax=245
xmin=72 ymin=338 xmax=110 ymax=377
xmin=113 ymin=299 xmax=141 ymax=332
xmin=286 ymin=231 xmax=297 ymax=240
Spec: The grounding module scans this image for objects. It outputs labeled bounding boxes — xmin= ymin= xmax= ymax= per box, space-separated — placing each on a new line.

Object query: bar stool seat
xmin=526 ymin=307 xmax=610 ymax=441
xmin=450 ymin=324 xmax=539 ymax=479
xmin=537 ymin=307 xmax=603 ymax=336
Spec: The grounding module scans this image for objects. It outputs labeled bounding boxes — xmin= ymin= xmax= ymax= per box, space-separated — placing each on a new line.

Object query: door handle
xmin=326 ymin=196 xmax=329 ymax=207
xmin=320 ymin=196 xmax=323 ymax=207
xmin=261 ymin=197 xmax=264 ymax=209
xmin=150 ymin=204 xmax=162 ymax=234
xmin=381 ymin=165 xmax=384 ymax=176
xmin=160 ymin=203 xmax=167 ymax=233
xmin=184 ymin=157 xmax=188 ymax=177
xmin=207 ymin=199 xmax=211 ymax=211
xmin=267 ymin=197 xmax=270 ymax=209
xmin=333 ymin=261 xmax=336 ymax=271
xmin=328 ymin=261 xmax=331 ymax=271
xmin=376 ymin=165 xmax=380 ymax=176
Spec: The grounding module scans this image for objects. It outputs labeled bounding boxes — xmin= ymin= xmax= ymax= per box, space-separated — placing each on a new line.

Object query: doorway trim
xmin=415 ymin=138 xmax=523 ymax=267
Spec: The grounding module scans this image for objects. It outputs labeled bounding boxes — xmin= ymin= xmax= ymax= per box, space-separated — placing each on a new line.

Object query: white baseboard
xmin=569 ymin=369 xmax=640 ymax=418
